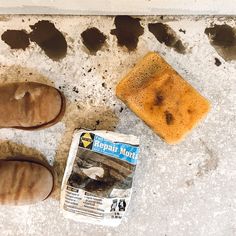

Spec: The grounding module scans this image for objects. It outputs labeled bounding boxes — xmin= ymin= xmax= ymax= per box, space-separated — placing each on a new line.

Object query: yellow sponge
xmin=116 ymin=52 xmax=210 ymax=144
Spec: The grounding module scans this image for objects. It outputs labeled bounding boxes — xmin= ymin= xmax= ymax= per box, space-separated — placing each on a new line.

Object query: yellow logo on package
xmin=80 ymin=133 xmax=93 ymax=148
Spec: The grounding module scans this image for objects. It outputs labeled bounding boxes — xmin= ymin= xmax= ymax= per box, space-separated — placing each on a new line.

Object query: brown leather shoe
xmin=0 ymin=82 xmax=65 ymax=130
xmin=0 ymin=158 xmax=54 ymax=205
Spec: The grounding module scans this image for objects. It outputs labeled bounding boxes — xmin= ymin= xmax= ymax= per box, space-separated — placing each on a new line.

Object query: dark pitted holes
xmin=81 ymin=27 xmax=107 ymax=55
xmin=205 ymin=24 xmax=236 ymax=61
xmin=111 ymin=16 xmax=144 ymax=51
xmin=29 ymin=20 xmax=67 ymax=61
xmin=1 ymin=30 xmax=30 ymax=50
xmin=148 ymin=22 xmax=186 ymax=54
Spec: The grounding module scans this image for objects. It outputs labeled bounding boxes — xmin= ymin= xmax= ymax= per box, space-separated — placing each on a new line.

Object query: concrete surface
xmin=0 ymin=15 xmax=235 ymax=236
xmin=0 ymin=1 xmax=236 ymax=15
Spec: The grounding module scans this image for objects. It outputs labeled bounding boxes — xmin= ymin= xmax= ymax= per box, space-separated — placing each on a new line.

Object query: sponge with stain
xmin=116 ymin=52 xmax=210 ymax=144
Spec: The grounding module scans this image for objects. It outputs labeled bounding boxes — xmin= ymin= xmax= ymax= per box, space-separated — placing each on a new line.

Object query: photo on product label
xmin=67 ymin=148 xmax=136 ymax=198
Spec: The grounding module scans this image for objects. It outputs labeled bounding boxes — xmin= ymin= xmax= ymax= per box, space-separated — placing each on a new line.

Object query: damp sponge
xmin=116 ymin=52 xmax=210 ymax=144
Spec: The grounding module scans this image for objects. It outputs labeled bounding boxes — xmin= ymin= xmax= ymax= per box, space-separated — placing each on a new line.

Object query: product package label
xmin=60 ymin=130 xmax=140 ymax=226
xmin=79 ymin=132 xmax=139 ymax=165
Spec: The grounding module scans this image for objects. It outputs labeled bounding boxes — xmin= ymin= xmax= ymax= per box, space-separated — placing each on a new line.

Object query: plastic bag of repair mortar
xmin=60 ymin=129 xmax=140 ymax=226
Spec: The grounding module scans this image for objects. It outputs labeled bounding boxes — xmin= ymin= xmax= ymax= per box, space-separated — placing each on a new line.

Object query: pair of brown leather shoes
xmin=0 ymin=82 xmax=65 ymax=205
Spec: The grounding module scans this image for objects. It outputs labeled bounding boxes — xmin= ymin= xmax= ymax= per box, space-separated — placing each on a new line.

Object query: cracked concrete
xmin=0 ymin=15 xmax=235 ymax=236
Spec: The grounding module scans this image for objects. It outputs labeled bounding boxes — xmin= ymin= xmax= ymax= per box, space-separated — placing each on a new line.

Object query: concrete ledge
xmin=0 ymin=0 xmax=235 ymax=15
